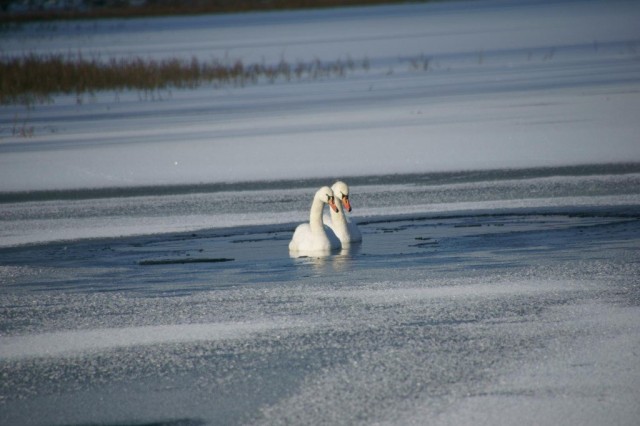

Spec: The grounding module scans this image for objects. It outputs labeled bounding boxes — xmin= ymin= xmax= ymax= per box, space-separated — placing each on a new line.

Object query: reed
xmin=0 ymin=53 xmax=373 ymax=105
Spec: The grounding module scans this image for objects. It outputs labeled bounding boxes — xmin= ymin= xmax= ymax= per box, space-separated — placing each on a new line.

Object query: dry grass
xmin=0 ymin=53 xmax=372 ymax=105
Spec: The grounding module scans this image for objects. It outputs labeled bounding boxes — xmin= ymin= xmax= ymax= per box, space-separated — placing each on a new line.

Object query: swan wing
xmin=289 ymin=223 xmax=311 ymax=251
xmin=289 ymin=223 xmax=339 ymax=252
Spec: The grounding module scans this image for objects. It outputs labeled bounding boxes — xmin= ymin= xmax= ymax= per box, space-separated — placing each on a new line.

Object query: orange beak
xmin=342 ymin=196 xmax=352 ymax=213
xmin=328 ymin=197 xmax=339 ymax=213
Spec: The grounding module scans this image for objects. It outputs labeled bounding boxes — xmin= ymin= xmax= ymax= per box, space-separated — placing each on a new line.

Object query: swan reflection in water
xmin=289 ymin=243 xmax=362 ymax=273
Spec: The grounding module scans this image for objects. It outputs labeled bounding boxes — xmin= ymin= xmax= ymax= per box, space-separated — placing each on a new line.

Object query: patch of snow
xmin=1 ymin=0 xmax=640 ymax=192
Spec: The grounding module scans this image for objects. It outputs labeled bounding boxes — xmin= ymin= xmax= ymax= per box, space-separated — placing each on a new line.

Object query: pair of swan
xmin=289 ymin=181 xmax=362 ymax=255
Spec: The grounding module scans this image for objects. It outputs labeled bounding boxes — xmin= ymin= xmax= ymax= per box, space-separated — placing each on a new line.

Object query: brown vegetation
xmin=0 ymin=53 xmax=371 ymax=105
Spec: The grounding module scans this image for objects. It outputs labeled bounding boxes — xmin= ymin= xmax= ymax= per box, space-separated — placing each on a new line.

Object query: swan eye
xmin=327 ymin=195 xmax=334 ymax=202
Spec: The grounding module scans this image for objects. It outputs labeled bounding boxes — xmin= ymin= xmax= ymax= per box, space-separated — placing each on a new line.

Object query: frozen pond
xmin=1 ymin=0 xmax=640 ymax=424
xmin=2 ymin=0 xmax=640 ymax=190
xmin=1 ymin=166 xmax=640 ymax=425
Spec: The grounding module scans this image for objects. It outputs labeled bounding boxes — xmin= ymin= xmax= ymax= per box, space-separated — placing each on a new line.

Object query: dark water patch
xmin=454 ymin=223 xmax=483 ymax=228
xmin=410 ymin=241 xmax=438 ymax=248
xmin=2 ymin=206 xmax=639 ymax=295
xmin=231 ymin=236 xmax=288 ymax=244
xmin=138 ymin=258 xmax=234 ymax=266
xmin=64 ymin=419 xmax=207 ymax=426
xmin=410 ymin=236 xmax=439 ymax=248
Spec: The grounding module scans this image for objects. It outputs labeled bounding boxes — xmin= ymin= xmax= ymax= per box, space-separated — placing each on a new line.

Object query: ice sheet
xmin=2 ymin=169 xmax=639 ymax=247
xmin=0 ymin=321 xmax=293 ymax=360
xmin=1 ymin=0 xmax=640 ymax=192
xmin=1 ymin=202 xmax=639 ymax=426
xmin=1 ymin=2 xmax=640 ymax=425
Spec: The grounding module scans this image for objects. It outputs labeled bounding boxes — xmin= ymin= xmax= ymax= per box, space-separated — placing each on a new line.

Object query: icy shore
xmin=2 ymin=0 xmax=640 ymax=192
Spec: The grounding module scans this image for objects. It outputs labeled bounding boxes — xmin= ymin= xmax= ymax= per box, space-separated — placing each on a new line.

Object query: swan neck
xmin=310 ymin=197 xmax=325 ymax=232
xmin=331 ymin=202 xmax=347 ymax=224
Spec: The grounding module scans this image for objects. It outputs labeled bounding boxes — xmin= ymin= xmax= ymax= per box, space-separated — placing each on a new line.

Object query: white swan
xmin=323 ymin=181 xmax=362 ymax=244
xmin=289 ymin=186 xmax=341 ymax=255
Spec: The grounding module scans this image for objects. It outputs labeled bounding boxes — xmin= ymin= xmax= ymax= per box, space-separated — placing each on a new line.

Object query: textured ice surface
xmin=2 ymin=167 xmax=639 ymax=247
xmin=1 ymin=0 xmax=640 ymax=424
xmin=1 ymin=0 xmax=640 ymax=191
xmin=1 ymin=182 xmax=639 ymax=425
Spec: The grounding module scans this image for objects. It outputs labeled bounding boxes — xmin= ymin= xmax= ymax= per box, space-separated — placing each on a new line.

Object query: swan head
xmin=316 ymin=186 xmax=339 ymax=213
xmin=331 ymin=181 xmax=352 ymax=212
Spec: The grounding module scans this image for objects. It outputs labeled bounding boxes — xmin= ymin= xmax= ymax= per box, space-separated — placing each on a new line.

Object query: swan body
xmin=323 ymin=181 xmax=362 ymax=244
xmin=289 ymin=186 xmax=341 ymax=254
